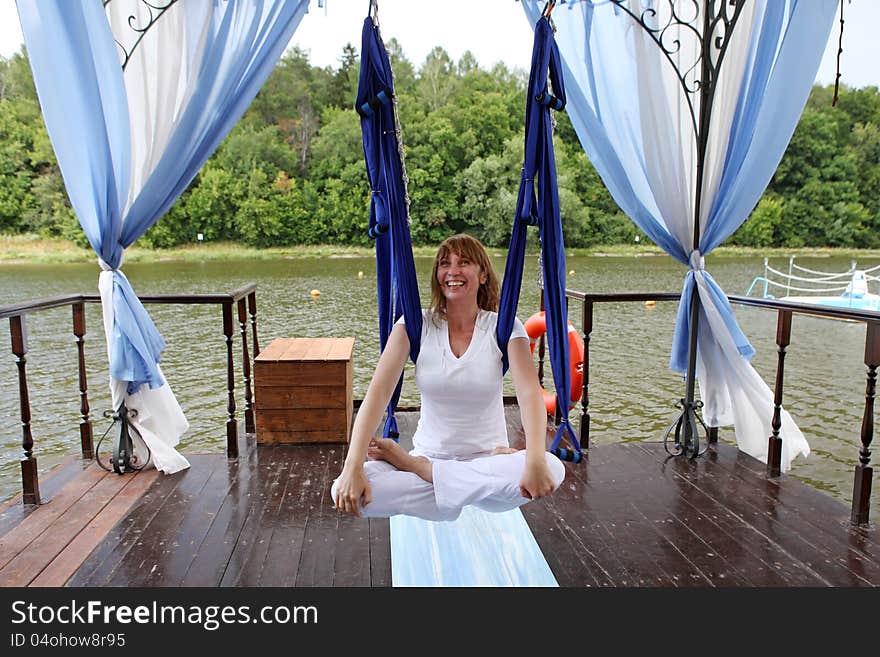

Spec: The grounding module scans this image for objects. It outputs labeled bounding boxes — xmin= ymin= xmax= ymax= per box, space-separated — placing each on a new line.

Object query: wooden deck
xmin=1 ymin=407 xmax=879 ymax=587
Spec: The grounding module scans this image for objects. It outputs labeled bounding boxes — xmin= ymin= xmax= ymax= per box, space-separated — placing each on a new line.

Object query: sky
xmin=0 ymin=0 xmax=878 ymax=88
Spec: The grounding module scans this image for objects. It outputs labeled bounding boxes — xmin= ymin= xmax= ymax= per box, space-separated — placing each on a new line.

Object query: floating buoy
xmin=569 ymin=269 xmax=575 ymax=275
xmin=645 ymin=300 xmax=656 ymax=308
xmin=310 ymin=289 xmax=321 ymax=297
xmin=358 ymin=271 xmax=364 ymax=279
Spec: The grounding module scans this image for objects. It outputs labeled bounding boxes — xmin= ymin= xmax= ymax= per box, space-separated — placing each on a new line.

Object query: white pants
xmin=331 ymin=450 xmax=566 ymax=522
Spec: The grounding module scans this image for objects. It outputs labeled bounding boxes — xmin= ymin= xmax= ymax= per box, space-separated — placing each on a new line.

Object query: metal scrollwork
xmin=103 ymin=0 xmax=179 ymax=71
xmin=663 ymin=397 xmax=710 ymax=459
xmin=607 ymin=0 xmax=745 ymax=139
xmin=97 ymin=404 xmax=151 ymax=474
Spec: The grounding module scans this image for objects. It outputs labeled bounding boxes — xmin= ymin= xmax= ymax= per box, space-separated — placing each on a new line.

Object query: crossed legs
xmin=330 ymin=439 xmax=566 ymax=522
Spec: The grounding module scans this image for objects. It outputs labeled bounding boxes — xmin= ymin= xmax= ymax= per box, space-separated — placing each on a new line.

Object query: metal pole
xmin=609 ymin=1 xmax=745 ymax=458
xmin=677 ymin=0 xmax=716 ymax=458
xmin=682 ymin=286 xmax=701 ymax=453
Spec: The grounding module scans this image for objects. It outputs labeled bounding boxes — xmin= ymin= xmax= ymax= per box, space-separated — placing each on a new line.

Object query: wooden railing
xmin=1 ymin=284 xmax=259 ymax=506
xmin=541 ymin=289 xmax=878 ymax=526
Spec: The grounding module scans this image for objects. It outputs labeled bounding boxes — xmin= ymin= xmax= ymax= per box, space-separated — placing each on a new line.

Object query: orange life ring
xmin=523 ymin=311 xmax=585 ymax=416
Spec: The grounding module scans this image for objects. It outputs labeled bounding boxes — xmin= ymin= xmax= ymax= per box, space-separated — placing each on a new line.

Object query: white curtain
xmin=521 ymin=0 xmax=838 ymax=470
xmin=19 ymin=0 xmax=309 ymax=473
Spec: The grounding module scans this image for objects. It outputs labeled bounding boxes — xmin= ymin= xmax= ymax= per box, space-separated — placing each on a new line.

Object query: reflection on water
xmin=1 ymin=253 xmax=877 ymax=521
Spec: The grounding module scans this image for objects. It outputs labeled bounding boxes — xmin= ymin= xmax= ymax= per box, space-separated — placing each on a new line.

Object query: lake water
xmin=1 ymin=252 xmax=878 ymax=520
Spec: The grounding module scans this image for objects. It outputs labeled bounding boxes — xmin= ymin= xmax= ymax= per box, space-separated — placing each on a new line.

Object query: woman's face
xmin=436 ymin=251 xmax=487 ymax=304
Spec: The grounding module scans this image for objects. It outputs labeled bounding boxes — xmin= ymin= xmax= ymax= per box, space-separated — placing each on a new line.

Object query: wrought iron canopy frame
xmin=604 ymin=0 xmax=747 ymax=457
xmin=608 ymin=0 xmax=745 ymax=141
xmin=103 ymin=0 xmax=179 ymax=71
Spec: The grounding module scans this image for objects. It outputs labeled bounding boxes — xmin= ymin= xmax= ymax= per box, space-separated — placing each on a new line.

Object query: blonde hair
xmin=429 ymin=234 xmax=500 ymax=323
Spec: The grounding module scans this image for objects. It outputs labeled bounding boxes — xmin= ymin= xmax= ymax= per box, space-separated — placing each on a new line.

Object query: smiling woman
xmin=331 ymin=233 xmax=565 ymax=521
xmin=430 ymin=233 xmax=499 ymax=331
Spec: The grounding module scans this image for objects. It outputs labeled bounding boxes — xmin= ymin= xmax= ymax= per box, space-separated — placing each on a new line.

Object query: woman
xmin=332 ymin=233 xmax=565 ymax=521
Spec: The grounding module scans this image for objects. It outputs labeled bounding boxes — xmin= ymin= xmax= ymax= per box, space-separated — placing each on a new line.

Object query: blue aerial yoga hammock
xmin=496 ymin=10 xmax=583 ymax=463
xmin=358 ymin=3 xmax=564 ymax=588
xmin=356 ymin=7 xmax=422 ymax=440
xmin=357 ymin=3 xmax=579 ymax=462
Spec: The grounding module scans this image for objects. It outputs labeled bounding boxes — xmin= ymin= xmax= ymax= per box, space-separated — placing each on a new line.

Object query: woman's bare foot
xmin=491 ymin=446 xmax=519 ymax=455
xmin=368 ymin=438 xmax=433 ymax=483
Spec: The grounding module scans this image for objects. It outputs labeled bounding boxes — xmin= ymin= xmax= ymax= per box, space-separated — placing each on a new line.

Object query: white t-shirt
xmin=396 ymin=309 xmax=529 ymax=459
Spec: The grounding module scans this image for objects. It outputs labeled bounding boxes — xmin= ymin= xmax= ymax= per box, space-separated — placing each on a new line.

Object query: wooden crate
xmin=253 ymin=337 xmax=354 ymax=444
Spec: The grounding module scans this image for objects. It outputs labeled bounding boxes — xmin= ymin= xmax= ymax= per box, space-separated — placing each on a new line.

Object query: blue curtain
xmin=18 ymin=0 xmax=308 ymax=393
xmin=521 ymin=0 xmax=837 ymax=373
xmin=513 ymin=0 xmax=833 ymax=469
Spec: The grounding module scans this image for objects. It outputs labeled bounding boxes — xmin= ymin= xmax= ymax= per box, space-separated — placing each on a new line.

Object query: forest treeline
xmin=1 ymin=42 xmax=879 ymax=250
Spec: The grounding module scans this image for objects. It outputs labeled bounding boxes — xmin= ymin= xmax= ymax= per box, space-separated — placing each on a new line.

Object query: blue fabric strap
xmin=382 ymin=413 xmax=399 ymax=440
xmin=357 ymin=17 xmax=423 ymax=434
xmin=357 ymin=88 xmax=393 ymax=118
xmin=497 ymin=17 xmax=578 ymax=458
xmin=550 ymin=419 xmax=581 ymax=461
xmin=536 ymin=91 xmax=565 ymax=111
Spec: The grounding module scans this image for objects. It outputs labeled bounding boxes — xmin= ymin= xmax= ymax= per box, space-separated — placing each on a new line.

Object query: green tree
xmin=182 ymin=165 xmax=247 ymax=242
xmin=555 ymin=147 xmax=628 ymax=245
xmin=851 ymin=122 xmax=880 ymax=216
xmin=456 ymin=137 xmax=521 ymax=247
xmin=214 ymin=122 xmax=297 ymax=179
xmin=7 ymin=49 xmax=880 ymax=252
xmin=246 ymin=47 xmax=327 ymax=172
xmin=327 ymin=43 xmax=359 ymax=109
xmin=0 ymin=50 xmax=38 ymax=102
xmin=139 ymin=193 xmax=192 ymax=248
xmin=308 ymin=107 xmax=364 ymax=180
xmin=22 ymin=169 xmax=77 ymax=239
xmin=417 ymin=47 xmax=457 ymax=111
xmin=384 ymin=38 xmax=417 ymax=98
xmin=771 ymin=108 xmax=844 ymax=196
xmin=0 ymin=96 xmax=48 ymax=232
xmin=731 ymin=195 xmax=782 ymax=248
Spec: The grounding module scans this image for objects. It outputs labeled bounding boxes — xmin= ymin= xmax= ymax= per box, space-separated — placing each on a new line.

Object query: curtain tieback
xmin=98 ymin=252 xmax=125 ymax=272
xmin=689 ymin=250 xmax=704 ymax=271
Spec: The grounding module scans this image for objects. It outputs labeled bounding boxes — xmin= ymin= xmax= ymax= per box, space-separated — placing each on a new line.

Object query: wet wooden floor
xmin=1 ymin=407 xmax=879 ymax=587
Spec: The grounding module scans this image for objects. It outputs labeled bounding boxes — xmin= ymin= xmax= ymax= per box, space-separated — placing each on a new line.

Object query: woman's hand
xmin=334 ymin=465 xmax=371 ymax=517
xmin=508 ymin=335 xmax=556 ymax=501
xmin=519 ymin=458 xmax=557 ymax=500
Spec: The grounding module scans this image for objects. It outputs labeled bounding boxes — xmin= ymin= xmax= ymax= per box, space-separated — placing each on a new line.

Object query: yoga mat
xmin=390 ymin=505 xmax=558 ymax=587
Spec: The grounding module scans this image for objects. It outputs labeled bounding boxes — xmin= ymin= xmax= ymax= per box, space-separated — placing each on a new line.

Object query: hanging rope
xmin=832 ymin=0 xmax=846 ymax=106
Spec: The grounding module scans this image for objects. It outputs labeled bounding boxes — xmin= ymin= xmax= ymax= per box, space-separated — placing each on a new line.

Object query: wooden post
xmin=223 ymin=302 xmax=238 ymax=459
xmin=767 ymin=309 xmax=792 ymax=477
xmin=581 ymin=300 xmax=592 ymax=450
xmin=11 ymin=315 xmax=40 ymax=505
xmin=852 ymin=320 xmax=879 ymax=525
xmin=72 ymin=302 xmax=93 ymax=460
xmin=248 ymin=291 xmax=260 ymax=357
xmin=238 ymin=298 xmax=255 ymax=434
